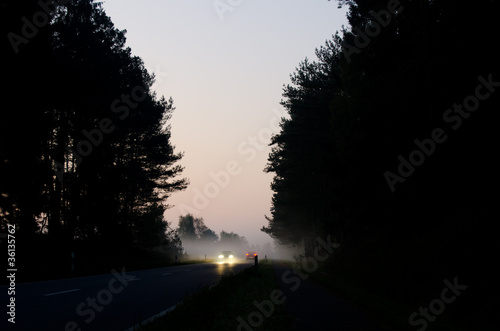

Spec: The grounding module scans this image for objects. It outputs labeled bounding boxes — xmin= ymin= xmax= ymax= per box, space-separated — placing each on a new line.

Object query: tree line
xmin=263 ymin=2 xmax=496 ymax=326
xmin=262 ymin=0 xmax=497 ymax=256
xmin=176 ymin=214 xmax=253 ymax=258
xmin=1 ymin=0 xmax=187 ymax=275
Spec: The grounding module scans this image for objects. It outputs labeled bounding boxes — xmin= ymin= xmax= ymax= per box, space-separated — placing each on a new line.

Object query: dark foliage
xmin=263 ymin=1 xmax=497 ymax=328
xmin=1 ymin=0 xmax=187 ymax=276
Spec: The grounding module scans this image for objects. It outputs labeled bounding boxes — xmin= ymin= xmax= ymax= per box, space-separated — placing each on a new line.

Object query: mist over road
xmin=2 ymin=260 xmax=253 ymax=331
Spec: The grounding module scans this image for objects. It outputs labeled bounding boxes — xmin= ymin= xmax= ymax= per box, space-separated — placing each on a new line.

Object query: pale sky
xmin=101 ymin=0 xmax=349 ymax=246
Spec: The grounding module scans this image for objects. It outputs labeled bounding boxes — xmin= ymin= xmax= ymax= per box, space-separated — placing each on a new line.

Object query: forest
xmin=1 ymin=0 xmax=188 ymax=278
xmin=0 ymin=0 xmax=497 ymax=328
xmin=262 ymin=0 xmax=497 ymax=328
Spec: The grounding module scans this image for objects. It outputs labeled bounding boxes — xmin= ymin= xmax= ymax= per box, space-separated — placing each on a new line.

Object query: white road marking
xmin=122 ymin=275 xmax=140 ymax=282
xmin=44 ymin=289 xmax=80 ymax=296
xmin=123 ymin=303 xmax=177 ymax=331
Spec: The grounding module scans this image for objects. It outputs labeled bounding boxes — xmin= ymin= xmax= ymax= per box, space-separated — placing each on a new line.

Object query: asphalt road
xmin=2 ymin=259 xmax=253 ymax=331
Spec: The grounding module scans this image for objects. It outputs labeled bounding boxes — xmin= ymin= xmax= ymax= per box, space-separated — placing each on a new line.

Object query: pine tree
xmin=0 ymin=0 xmax=188 ymax=255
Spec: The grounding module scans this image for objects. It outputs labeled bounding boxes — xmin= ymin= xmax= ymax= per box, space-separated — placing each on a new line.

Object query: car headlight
xmin=229 ymin=255 xmax=234 ymax=258
xmin=218 ymin=255 xmax=224 ymax=258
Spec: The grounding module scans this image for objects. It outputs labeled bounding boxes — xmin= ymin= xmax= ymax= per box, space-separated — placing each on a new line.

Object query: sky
xmin=101 ymin=0 xmax=349 ymax=247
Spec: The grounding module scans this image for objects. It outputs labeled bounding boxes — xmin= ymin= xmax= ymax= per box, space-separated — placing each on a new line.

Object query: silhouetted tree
xmin=200 ymin=229 xmax=219 ymax=243
xmin=263 ymin=43 xmax=343 ymax=253
xmin=177 ymin=214 xmax=218 ymax=242
xmin=177 ymin=214 xmax=198 ymax=241
xmin=0 ymin=0 xmax=188 ymax=272
xmin=219 ymin=230 xmax=248 ymax=247
xmin=264 ymin=0 xmax=498 ymax=262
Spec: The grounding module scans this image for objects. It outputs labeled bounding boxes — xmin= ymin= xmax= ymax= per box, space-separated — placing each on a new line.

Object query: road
xmin=2 ymin=260 xmax=253 ymax=331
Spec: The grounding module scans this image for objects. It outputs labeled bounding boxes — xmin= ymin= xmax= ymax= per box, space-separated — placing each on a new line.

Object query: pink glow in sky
xmin=101 ymin=0 xmax=348 ymax=246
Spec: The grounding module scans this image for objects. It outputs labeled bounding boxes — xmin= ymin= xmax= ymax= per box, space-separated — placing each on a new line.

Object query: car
xmin=218 ymin=251 xmax=234 ymax=261
xmin=245 ymin=251 xmax=257 ymax=260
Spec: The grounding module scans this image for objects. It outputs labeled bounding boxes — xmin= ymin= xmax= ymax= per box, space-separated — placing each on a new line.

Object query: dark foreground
xmin=272 ymin=261 xmax=388 ymax=331
xmin=1 ymin=260 xmax=252 ymax=331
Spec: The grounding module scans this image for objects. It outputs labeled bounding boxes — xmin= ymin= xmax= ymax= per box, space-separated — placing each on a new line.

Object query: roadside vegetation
xmin=284 ymin=231 xmax=483 ymax=331
xmin=260 ymin=1 xmax=495 ymax=329
xmin=139 ymin=260 xmax=292 ymax=331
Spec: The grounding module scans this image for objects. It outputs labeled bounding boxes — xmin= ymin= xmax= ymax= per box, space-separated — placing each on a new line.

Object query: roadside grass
xmin=334 ymin=274 xmax=473 ymax=330
xmin=278 ymin=258 xmax=410 ymax=331
xmin=138 ymin=260 xmax=292 ymax=331
xmin=280 ymin=258 xmax=466 ymax=331
xmin=309 ymin=269 xmax=417 ymax=331
xmin=282 ymin=231 xmax=473 ymax=331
